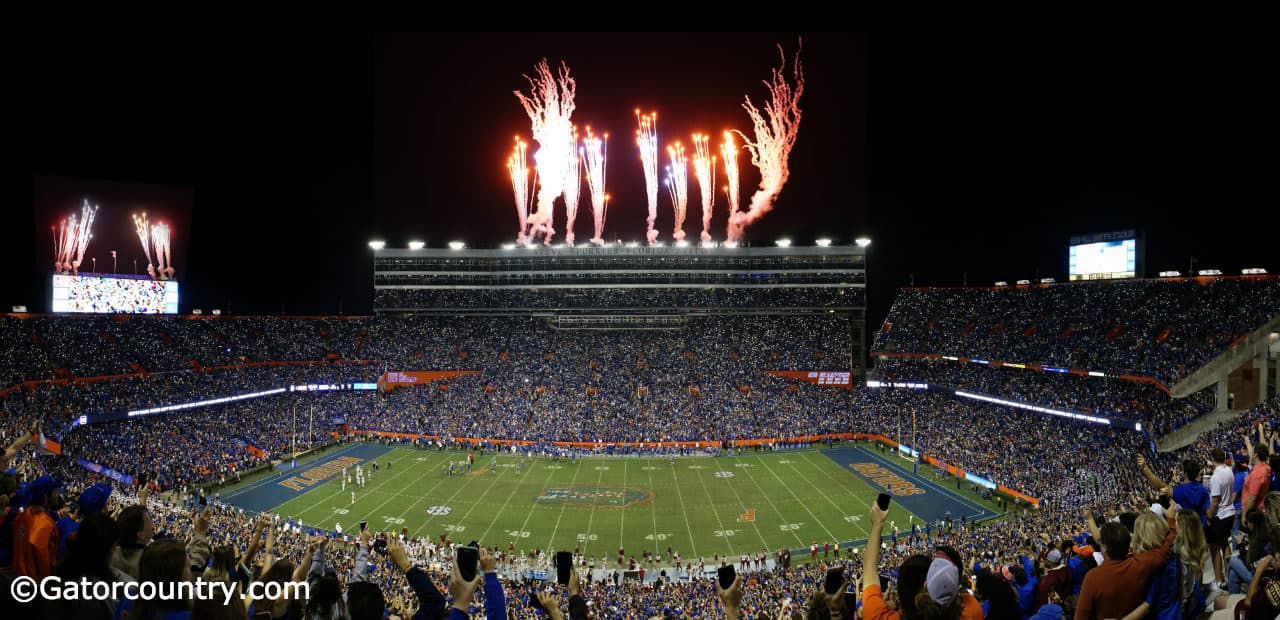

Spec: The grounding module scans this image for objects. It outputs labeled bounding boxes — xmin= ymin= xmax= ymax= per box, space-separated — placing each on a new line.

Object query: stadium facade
xmin=373 ymin=243 xmax=867 ymax=375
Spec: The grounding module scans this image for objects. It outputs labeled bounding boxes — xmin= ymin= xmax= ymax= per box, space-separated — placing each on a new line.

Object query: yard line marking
xmin=665 ymin=457 xmax=699 ymax=558
xmin=752 ymin=452 xmax=841 ymax=543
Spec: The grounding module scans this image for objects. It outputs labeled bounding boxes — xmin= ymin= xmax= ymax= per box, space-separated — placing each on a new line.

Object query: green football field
xmin=233 ymin=444 xmax=995 ymax=561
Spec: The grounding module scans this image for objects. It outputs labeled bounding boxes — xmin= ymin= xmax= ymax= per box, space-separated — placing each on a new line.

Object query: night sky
xmin=3 ymin=33 xmax=1277 ymax=343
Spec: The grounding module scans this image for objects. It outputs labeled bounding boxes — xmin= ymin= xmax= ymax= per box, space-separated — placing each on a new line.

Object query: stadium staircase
xmin=1156 ymin=407 xmax=1242 ymax=452
xmin=1170 ymin=313 xmax=1280 ymax=398
xmin=1157 ymin=310 xmax=1280 ymax=452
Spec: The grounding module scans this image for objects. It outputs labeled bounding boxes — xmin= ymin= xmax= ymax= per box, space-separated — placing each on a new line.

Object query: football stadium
xmin=4 ymin=31 xmax=1280 ymax=620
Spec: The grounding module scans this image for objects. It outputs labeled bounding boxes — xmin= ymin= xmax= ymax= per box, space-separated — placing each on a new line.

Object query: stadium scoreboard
xmin=1068 ymin=230 xmax=1141 ymax=281
xmin=51 ymin=274 xmax=179 ymax=314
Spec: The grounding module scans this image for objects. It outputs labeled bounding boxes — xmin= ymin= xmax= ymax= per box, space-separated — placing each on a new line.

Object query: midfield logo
xmin=534 ymin=485 xmax=655 ymax=508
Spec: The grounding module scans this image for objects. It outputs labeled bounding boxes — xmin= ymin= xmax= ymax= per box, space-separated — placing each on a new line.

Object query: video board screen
xmin=1069 ymin=239 xmax=1137 ymax=281
xmin=51 ymin=274 xmax=178 ymax=314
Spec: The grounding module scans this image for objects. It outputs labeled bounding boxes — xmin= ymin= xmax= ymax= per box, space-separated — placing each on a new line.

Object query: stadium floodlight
xmin=855 ymin=237 xmax=872 ymax=247
xmin=500 ymin=243 xmax=516 ymax=250
xmin=775 ymin=238 xmax=791 ymax=247
xmin=700 ymin=240 xmax=717 ymax=248
xmin=723 ymin=241 xmax=740 ymax=248
xmin=625 ymin=241 xmax=640 ymax=248
xmin=1016 ymin=279 xmax=1031 ymax=285
xmin=552 ymin=243 xmax=566 ymax=249
xmin=1040 ymin=278 xmax=1056 ymax=284
xmin=192 ymin=309 xmax=203 ymax=315
xmin=11 ymin=305 xmax=26 ymax=313
xmin=1242 ymin=267 xmax=1268 ymax=275
xmin=815 ymin=238 xmax=832 ymax=247
xmin=994 ymin=281 xmax=1009 ymax=286
xmin=1158 ymin=270 xmax=1182 ymax=277
xmin=650 ymin=241 xmax=665 ymax=247
xmin=367 ymin=240 xmax=386 ymax=250
xmin=447 ymin=241 xmax=465 ymax=250
xmin=211 ymin=309 xmax=222 ymax=315
xmin=675 ymin=240 xmax=689 ymax=248
xmin=407 ymin=241 xmax=425 ymax=250
xmin=1197 ymin=269 xmax=1222 ymax=276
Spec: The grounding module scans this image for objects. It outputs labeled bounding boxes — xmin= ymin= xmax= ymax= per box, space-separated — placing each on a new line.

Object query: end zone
xmin=218 ymin=443 xmax=393 ymax=513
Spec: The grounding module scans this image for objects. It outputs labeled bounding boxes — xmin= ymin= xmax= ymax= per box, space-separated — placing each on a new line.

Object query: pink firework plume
xmin=52 ymin=219 xmax=71 ymax=273
xmin=581 ymin=127 xmax=608 ymax=245
xmin=727 ymin=42 xmax=804 ymax=242
xmin=55 ymin=200 xmax=99 ymax=274
xmin=720 ymin=131 xmax=742 ymax=222
xmin=664 ymin=142 xmax=689 ymax=241
xmin=692 ymin=134 xmax=717 ymax=242
xmin=561 ymin=126 xmax=583 ymax=246
xmin=635 ymin=110 xmax=660 ymax=244
xmin=506 ymin=137 xmax=532 ymax=243
xmin=513 ymin=59 xmax=576 ymax=243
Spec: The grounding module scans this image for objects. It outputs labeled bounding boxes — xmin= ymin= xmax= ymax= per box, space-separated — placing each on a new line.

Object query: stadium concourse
xmin=2 ymin=277 xmax=1280 ymax=618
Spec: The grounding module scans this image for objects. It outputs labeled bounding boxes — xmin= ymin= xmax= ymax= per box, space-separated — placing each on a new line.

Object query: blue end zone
xmin=822 ymin=445 xmax=998 ymax=524
xmin=217 ymin=443 xmax=392 ymax=513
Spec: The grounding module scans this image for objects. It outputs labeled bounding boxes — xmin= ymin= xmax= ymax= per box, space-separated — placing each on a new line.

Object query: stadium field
xmin=217 ymin=441 xmax=998 ymax=561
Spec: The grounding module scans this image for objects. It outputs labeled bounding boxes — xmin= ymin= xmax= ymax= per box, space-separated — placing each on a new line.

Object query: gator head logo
xmin=534 ymin=485 xmax=655 ymax=508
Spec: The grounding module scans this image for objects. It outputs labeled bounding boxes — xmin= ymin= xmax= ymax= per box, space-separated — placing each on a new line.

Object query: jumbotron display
xmin=1068 ymin=230 xmax=1139 ymax=281
xmin=51 ymin=274 xmax=179 ymax=314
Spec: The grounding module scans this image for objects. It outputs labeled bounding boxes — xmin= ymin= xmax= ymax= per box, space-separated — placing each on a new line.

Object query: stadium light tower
xmin=367 ymin=240 xmax=386 ymax=250
xmin=815 ymin=238 xmax=832 ymax=247
xmin=448 ymin=241 xmax=466 ymax=250
xmin=407 ymin=241 xmax=425 ymax=250
xmin=855 ymin=237 xmax=872 ymax=248
xmin=775 ymin=238 xmax=791 ymax=248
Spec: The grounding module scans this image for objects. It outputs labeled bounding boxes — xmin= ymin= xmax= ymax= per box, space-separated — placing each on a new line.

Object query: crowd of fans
xmin=872 ymin=277 xmax=1280 ymax=386
xmin=2 ymin=392 xmax=1278 ymax=617
xmin=0 ymin=315 xmax=371 ymax=387
xmin=875 ymin=358 xmax=1217 ymax=435
xmin=1 ymin=277 xmax=1278 ymax=617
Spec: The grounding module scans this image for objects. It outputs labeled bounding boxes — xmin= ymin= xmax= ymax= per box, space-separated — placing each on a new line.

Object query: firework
xmin=692 ymin=134 xmax=717 ymax=242
xmin=52 ymin=219 xmax=70 ymax=273
xmin=635 ymin=110 xmax=660 ymax=244
xmin=132 ymin=212 xmax=155 ymax=278
xmin=514 ymin=59 xmax=576 ymax=243
xmin=664 ymin=142 xmax=689 ymax=241
xmin=720 ymin=131 xmax=741 ymax=227
xmin=506 ymin=137 xmax=531 ymax=243
xmin=561 ymin=126 xmax=583 ymax=245
xmin=56 ymin=200 xmax=99 ymax=274
xmin=151 ymin=223 xmax=174 ymax=279
xmin=582 ymin=128 xmax=608 ymax=245
xmin=727 ymin=42 xmax=804 ymax=242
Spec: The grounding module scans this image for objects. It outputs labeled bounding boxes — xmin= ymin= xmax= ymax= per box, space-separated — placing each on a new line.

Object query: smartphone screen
xmin=457 ymin=546 xmax=479 ymax=582
xmin=877 ymin=493 xmax=892 ymax=511
xmin=717 ymin=564 xmax=736 ymax=590
xmin=359 ymin=520 xmax=368 ymax=532
xmin=879 ymin=574 xmax=890 ymax=592
xmin=556 ymin=551 xmax=573 ymax=585
xmin=824 ymin=567 xmax=844 ymax=595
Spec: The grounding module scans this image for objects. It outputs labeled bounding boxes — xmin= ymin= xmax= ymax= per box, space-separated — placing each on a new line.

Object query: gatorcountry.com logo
xmin=534 ymin=485 xmax=655 ymax=508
